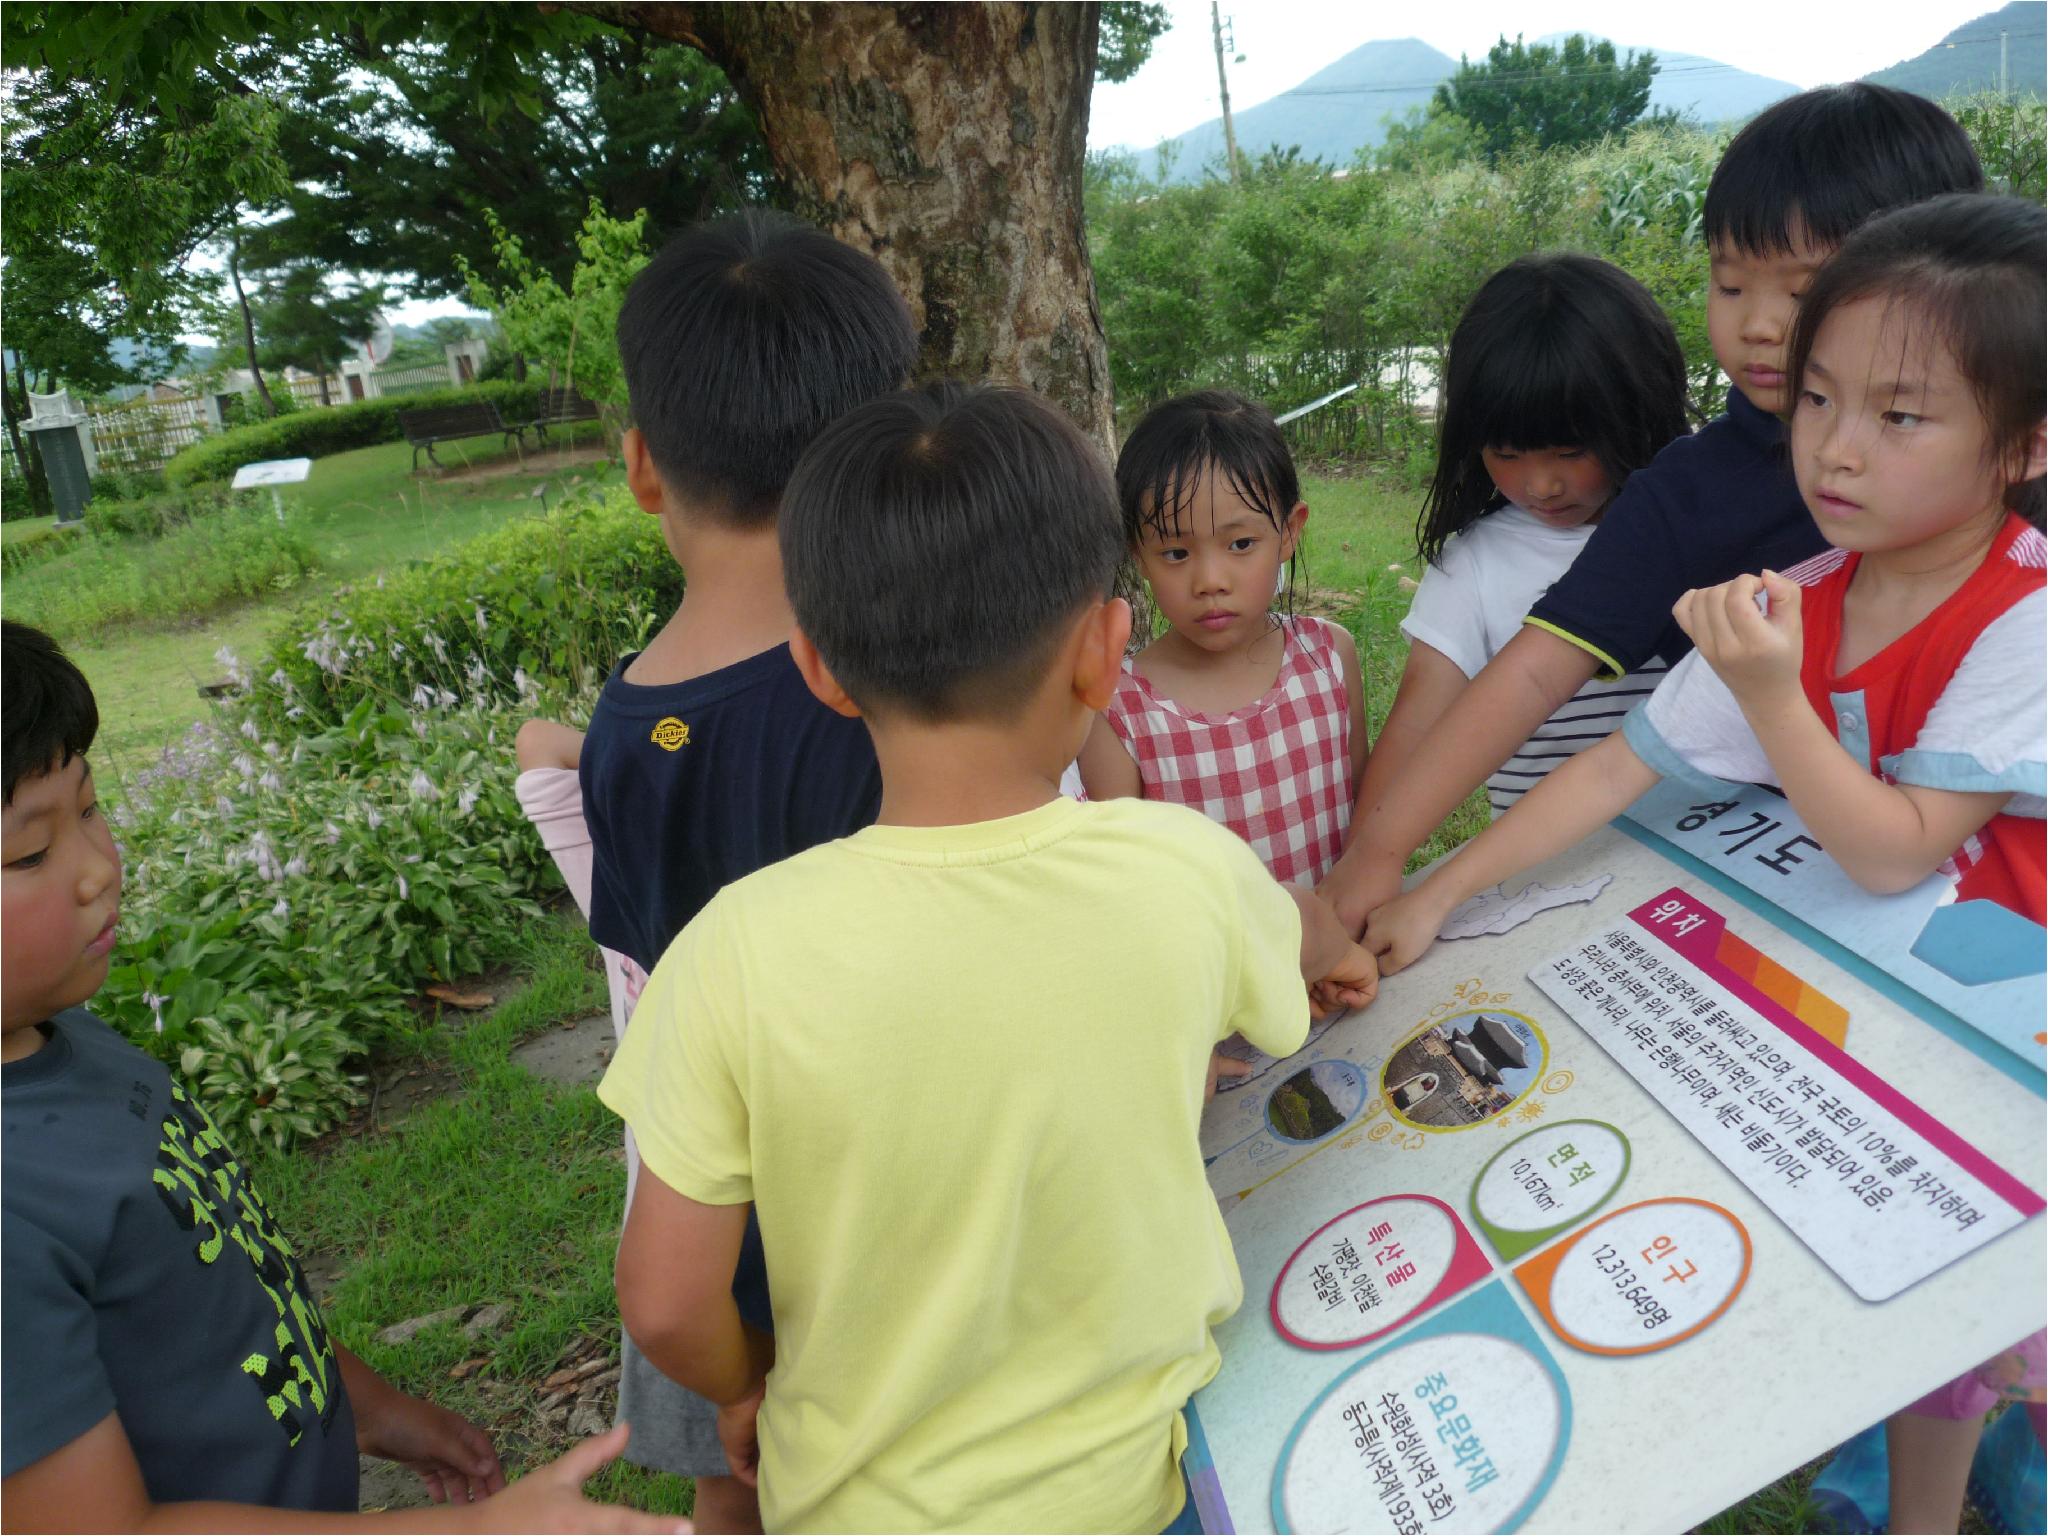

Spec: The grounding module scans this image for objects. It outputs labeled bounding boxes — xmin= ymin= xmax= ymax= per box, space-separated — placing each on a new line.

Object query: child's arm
xmin=614 ymin=1172 xmax=774 ymax=1415
xmin=514 ymin=719 xmax=586 ymax=775
xmin=0 ymin=1412 xmax=684 ymax=1534
xmin=1363 ymin=732 xmax=1661 ymax=974
xmin=1676 ymin=573 xmax=2011 ymax=893
xmin=1077 ymin=713 xmax=1141 ymax=799
xmin=1341 ymin=640 xmax=1472 ymax=846
xmin=1323 ymin=627 xmax=1601 ymax=933
xmin=1331 ymin=623 xmax=1371 ymax=785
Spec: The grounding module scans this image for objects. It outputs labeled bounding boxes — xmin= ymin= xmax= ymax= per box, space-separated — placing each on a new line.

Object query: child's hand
xmin=1672 ymin=571 xmax=1803 ymax=704
xmin=478 ymin=1423 xmax=693 ymax=1532
xmin=1310 ymin=942 xmax=1379 ymax=1017
xmin=1362 ymin=884 xmax=1457 ymax=976
xmin=716 ymin=1383 xmax=766 ymax=1490
xmin=1206 ymin=1051 xmax=1254 ymax=1100
xmin=352 ymin=1378 xmax=505 ymax=1503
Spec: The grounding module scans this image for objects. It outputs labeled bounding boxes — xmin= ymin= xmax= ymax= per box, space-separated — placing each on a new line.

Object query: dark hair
xmin=1787 ymin=194 xmax=2046 ymax=530
xmin=1416 ymin=254 xmax=1689 ymax=567
xmin=1704 ymin=84 xmax=1983 ymax=258
xmin=616 ymin=209 xmax=920 ymax=525
xmin=2 ymin=620 xmax=98 ymax=804
xmin=1115 ymin=390 xmax=1300 ymax=546
xmin=781 ymin=383 xmax=1124 ymax=721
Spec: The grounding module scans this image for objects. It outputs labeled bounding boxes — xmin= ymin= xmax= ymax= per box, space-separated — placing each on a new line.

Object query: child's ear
xmin=1073 ymin=597 xmax=1134 ymax=712
xmin=789 ymin=629 xmax=863 ymax=719
xmin=2019 ymin=420 xmax=2047 ymax=486
xmin=1280 ymin=500 xmax=1310 ymax=560
xmin=622 ymin=429 xmax=667 ymax=517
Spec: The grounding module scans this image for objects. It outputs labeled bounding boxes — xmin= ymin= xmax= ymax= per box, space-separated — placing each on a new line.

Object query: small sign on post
xmin=230 ymin=457 xmax=313 ymax=524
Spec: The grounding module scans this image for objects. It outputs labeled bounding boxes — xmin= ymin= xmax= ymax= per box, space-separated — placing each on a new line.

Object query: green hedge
xmin=163 ymin=379 xmax=543 ymax=487
xmin=245 ymin=488 xmax=682 ymax=732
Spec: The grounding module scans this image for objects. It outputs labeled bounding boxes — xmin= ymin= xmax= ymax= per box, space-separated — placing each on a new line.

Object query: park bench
xmin=528 ymin=386 xmax=602 ymax=446
xmin=398 ymin=401 xmax=525 ymax=473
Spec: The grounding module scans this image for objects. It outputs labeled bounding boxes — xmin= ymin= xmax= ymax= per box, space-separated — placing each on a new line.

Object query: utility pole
xmin=2000 ymin=29 xmax=2008 ymax=99
xmin=1211 ymin=1 xmax=1242 ymax=185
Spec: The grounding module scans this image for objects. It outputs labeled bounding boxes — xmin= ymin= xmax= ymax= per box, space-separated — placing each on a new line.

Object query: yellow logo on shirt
xmin=650 ymin=717 xmax=691 ymax=751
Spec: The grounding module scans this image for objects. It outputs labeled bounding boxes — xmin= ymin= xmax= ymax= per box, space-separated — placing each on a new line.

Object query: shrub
xmin=84 ymin=482 xmax=256 ymax=539
xmin=4 ymin=501 xmax=319 ymax=639
xmin=102 ymin=693 xmax=551 ymax=1147
xmin=247 ymin=487 xmax=679 ymax=732
xmin=163 ymin=378 xmax=541 ymax=487
xmin=1 ymin=523 xmax=70 ymax=574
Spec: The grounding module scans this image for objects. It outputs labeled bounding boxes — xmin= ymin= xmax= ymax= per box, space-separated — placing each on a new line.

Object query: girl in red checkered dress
xmin=1078 ymin=391 xmax=1367 ymax=890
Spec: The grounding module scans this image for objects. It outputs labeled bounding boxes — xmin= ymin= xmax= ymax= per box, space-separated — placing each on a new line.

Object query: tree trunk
xmin=572 ymin=1 xmax=1116 ymax=452
xmin=227 ymin=234 xmax=278 ymax=418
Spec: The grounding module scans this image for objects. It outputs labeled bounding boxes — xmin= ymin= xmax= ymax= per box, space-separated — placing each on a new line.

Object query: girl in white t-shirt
xmin=1369 ymin=253 xmax=1693 ymax=820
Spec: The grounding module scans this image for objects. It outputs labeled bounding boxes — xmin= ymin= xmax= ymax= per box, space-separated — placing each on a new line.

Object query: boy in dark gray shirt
xmin=0 ymin=620 xmax=683 ymax=1534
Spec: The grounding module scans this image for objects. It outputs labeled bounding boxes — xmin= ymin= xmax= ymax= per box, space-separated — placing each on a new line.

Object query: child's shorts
xmin=1905 ymin=1330 xmax=2046 ymax=1419
xmin=616 ymin=1208 xmax=774 ymax=1478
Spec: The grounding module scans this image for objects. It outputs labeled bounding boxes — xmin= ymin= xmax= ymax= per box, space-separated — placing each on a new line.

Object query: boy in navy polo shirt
xmin=1323 ymin=83 xmax=1984 ymax=933
xmin=522 ymin=210 xmax=917 ymax=1533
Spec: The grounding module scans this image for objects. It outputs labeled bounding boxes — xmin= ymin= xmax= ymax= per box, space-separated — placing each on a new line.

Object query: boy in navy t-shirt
xmin=524 ymin=210 xmax=917 ymax=1532
xmin=1323 ymin=84 xmax=1985 ymax=934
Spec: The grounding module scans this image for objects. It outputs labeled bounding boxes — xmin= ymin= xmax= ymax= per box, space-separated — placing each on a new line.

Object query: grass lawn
xmin=252 ymin=910 xmax=694 ymax=1518
xmin=2 ymin=512 xmax=59 ymax=542
xmin=34 ymin=430 xmax=619 ymax=778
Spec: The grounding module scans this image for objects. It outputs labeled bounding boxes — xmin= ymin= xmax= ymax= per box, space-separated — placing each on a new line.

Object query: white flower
xmin=366 ymin=808 xmax=384 ymax=829
xmin=143 ymin=990 xmax=168 ymax=1035
xmin=412 ymin=720 xmax=429 ymax=740
xmin=239 ymin=719 xmax=260 ymax=741
xmin=322 ymin=821 xmax=343 ymax=844
xmin=412 ymin=684 xmax=436 ymax=711
xmin=272 ymin=898 xmax=290 ymax=919
xmin=397 ymin=874 xmax=409 ymax=901
xmin=456 ymin=787 xmax=479 ymax=816
xmin=284 ymin=854 xmax=308 ymax=878
xmin=232 ymin=752 xmax=258 ymax=779
xmin=473 ymin=603 xmax=488 ymax=634
xmin=408 ymin=769 xmax=440 ymax=802
xmin=269 ymin=669 xmax=292 ymax=691
xmin=465 ymin=657 xmax=488 ymax=686
xmin=436 ymin=687 xmax=458 ymax=708
xmin=261 ymin=740 xmax=281 ymax=760
xmin=389 ymin=640 xmax=406 ymax=661
xmin=423 ymin=630 xmax=449 ymax=662
xmin=286 ymin=706 xmax=305 ymax=720
xmin=258 ymin=770 xmax=283 ymax=793
xmin=247 ymin=831 xmax=283 ymax=883
xmin=214 ymin=645 xmax=248 ymax=687
xmin=291 ymin=740 xmax=306 ymax=764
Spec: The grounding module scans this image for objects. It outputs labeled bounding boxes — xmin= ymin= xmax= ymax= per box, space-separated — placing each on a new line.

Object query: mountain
xmin=1142 ymin=38 xmax=1454 ymax=181
xmin=1863 ymin=3 xmax=2045 ymax=98
xmin=1137 ymin=34 xmax=1799 ymax=183
xmin=1533 ymin=36 xmax=1799 ymax=123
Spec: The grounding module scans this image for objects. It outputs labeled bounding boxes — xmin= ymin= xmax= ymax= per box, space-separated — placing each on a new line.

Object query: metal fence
xmin=85 ymin=395 xmax=210 ymax=472
xmin=4 ymin=358 xmax=470 ymax=478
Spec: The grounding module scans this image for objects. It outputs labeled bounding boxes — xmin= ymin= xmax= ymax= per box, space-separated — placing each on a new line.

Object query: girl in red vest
xmin=1368 ymin=193 xmax=2045 ymax=1534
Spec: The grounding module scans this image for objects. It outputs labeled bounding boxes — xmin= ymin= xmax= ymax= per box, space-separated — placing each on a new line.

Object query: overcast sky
xmin=1089 ymin=0 xmax=2015 ymax=151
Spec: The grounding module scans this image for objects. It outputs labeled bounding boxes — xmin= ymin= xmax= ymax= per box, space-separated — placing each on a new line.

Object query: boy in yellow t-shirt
xmin=600 ymin=383 xmax=1379 ymax=1533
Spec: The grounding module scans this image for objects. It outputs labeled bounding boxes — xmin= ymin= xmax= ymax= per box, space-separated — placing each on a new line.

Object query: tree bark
xmin=571 ymin=1 xmax=1116 ymax=451
xmin=227 ymin=233 xmax=278 ymax=418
